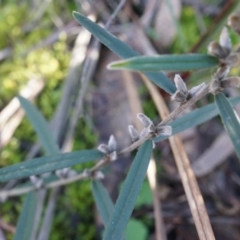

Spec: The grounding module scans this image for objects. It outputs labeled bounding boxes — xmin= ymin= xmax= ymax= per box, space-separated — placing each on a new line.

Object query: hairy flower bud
xmin=174 ymin=74 xmax=188 ymax=95
xmin=221 ymin=76 xmax=240 ymax=88
xmin=208 ymin=41 xmax=229 ymax=59
xmin=188 ymin=83 xmax=206 ymax=98
xmin=228 ymin=12 xmax=240 ymax=35
xmin=171 ymin=90 xmax=188 ymax=102
xmin=214 ymin=66 xmax=230 ymax=80
xmin=225 ymin=53 xmax=240 ymax=67
xmin=97 ymin=135 xmax=117 ymax=161
xmin=137 ymin=113 xmax=153 ymax=127
xmin=156 ymin=125 xmax=172 ymax=136
xmin=171 ymin=74 xmax=189 ymax=103
xmin=30 ymin=175 xmax=43 ymax=189
xmin=94 ymin=171 xmax=105 ymax=180
xmin=209 ymin=78 xmax=221 ymax=94
xmin=97 ymin=144 xmax=109 ymax=154
xmin=108 ymin=135 xmax=117 ymax=152
xmin=128 ymin=125 xmax=140 ymax=142
xmin=219 ymin=27 xmax=232 ymax=52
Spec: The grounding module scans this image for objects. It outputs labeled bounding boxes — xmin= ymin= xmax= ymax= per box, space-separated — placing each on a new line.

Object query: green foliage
xmin=92 ymin=181 xmax=114 ymax=226
xmin=0 ymin=3 xmax=28 ymax=49
xmin=72 ymin=11 xmax=176 ymax=94
xmin=2 ymin=3 xmax=240 ymax=240
xmin=13 ymin=192 xmax=37 ymax=240
xmin=103 ymin=140 xmax=152 ymax=240
xmin=155 ymin=96 xmax=240 ymax=142
xmin=0 ymin=150 xmax=103 ymax=182
xmin=109 ymin=54 xmax=218 ymax=72
xmin=215 ymin=93 xmax=240 ymax=160
xmin=18 ymin=96 xmax=60 ymax=154
xmin=172 ymin=7 xmax=204 ymax=53
xmin=50 ymin=119 xmax=99 ymax=240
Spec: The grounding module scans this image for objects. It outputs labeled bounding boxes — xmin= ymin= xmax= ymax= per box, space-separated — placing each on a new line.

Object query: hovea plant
xmin=1 ymin=8 xmax=240 ymax=240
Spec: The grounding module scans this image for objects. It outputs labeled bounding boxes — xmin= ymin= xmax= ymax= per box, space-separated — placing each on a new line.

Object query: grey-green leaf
xmin=109 ymin=54 xmax=219 ymax=72
xmin=72 ymin=11 xmax=176 ymax=94
xmin=13 ymin=191 xmax=37 ymax=240
xmin=215 ymin=93 xmax=240 ymax=159
xmin=0 ymin=150 xmax=103 ymax=182
xmin=18 ymin=95 xmax=59 ymax=154
xmin=103 ymin=140 xmax=152 ymax=240
xmin=92 ymin=181 xmax=114 ymax=226
xmin=155 ymin=96 xmax=240 ymax=142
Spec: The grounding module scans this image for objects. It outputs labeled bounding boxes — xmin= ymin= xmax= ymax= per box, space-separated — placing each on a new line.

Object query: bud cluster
xmin=208 ymin=15 xmax=240 ymax=94
xmin=209 ymin=66 xmax=240 ymax=93
xmin=171 ymin=74 xmax=206 ymax=103
xmin=98 ymin=135 xmax=117 ymax=161
xmin=129 ymin=113 xmax=172 ymax=148
xmin=228 ymin=12 xmax=240 ymax=35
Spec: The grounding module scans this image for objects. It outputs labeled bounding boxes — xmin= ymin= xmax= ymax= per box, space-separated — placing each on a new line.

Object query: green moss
xmin=171 ymin=6 xmax=213 ymax=53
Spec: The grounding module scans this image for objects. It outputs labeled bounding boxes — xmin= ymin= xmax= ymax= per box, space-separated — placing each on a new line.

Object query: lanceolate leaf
xmin=18 ymin=96 xmax=59 ymax=155
xmin=215 ymin=93 xmax=240 ymax=159
xmin=0 ymin=150 xmax=103 ymax=182
xmin=155 ymin=96 xmax=240 ymax=142
xmin=103 ymin=140 xmax=152 ymax=240
xmin=72 ymin=11 xmax=176 ymax=94
xmin=108 ymin=54 xmax=218 ymax=72
xmin=13 ymin=191 xmax=37 ymax=240
xmin=17 ymin=96 xmax=60 ymax=240
xmin=92 ymin=181 xmax=114 ymax=226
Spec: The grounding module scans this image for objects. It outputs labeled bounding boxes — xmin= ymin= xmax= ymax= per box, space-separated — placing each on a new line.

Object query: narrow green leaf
xmin=0 ymin=150 xmax=103 ymax=182
xmin=109 ymin=54 xmax=218 ymax=72
xmin=18 ymin=96 xmax=59 ymax=155
xmin=215 ymin=93 xmax=240 ymax=159
xmin=13 ymin=191 xmax=37 ymax=240
xmin=92 ymin=181 xmax=114 ymax=226
xmin=155 ymin=96 xmax=240 ymax=142
xmin=17 ymin=96 xmax=59 ymax=240
xmin=72 ymin=11 xmax=176 ymax=94
xmin=103 ymin=140 xmax=152 ymax=240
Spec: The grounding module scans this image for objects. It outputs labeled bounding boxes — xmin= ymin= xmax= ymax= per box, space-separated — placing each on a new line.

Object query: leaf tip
xmin=72 ymin=11 xmax=82 ymax=21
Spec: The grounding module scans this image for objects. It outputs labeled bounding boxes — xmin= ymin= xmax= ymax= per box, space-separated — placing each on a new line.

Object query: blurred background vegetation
xmin=1 ymin=0 xmax=240 ymax=239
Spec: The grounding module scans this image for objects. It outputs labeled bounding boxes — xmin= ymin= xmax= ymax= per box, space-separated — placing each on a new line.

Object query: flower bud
xmin=219 ymin=27 xmax=232 ymax=51
xmin=137 ymin=113 xmax=153 ymax=127
xmin=147 ymin=123 xmax=156 ymax=134
xmin=188 ymin=83 xmax=206 ymax=98
xmin=94 ymin=171 xmax=105 ymax=180
xmin=221 ymin=76 xmax=240 ymax=88
xmin=228 ymin=12 xmax=240 ymax=34
xmin=208 ymin=41 xmax=229 ymax=59
xmin=140 ymin=128 xmax=148 ymax=138
xmin=174 ymin=74 xmax=188 ymax=95
xmin=98 ymin=144 xmax=109 ymax=154
xmin=30 ymin=175 xmax=43 ymax=189
xmin=109 ymin=151 xmax=117 ymax=161
xmin=108 ymin=135 xmax=117 ymax=152
xmin=225 ymin=53 xmax=240 ymax=67
xmin=214 ymin=66 xmax=230 ymax=80
xmin=156 ymin=125 xmax=172 ymax=136
xmin=128 ymin=125 xmax=139 ymax=142
xmin=171 ymin=90 xmax=188 ymax=102
xmin=209 ymin=78 xmax=221 ymax=94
